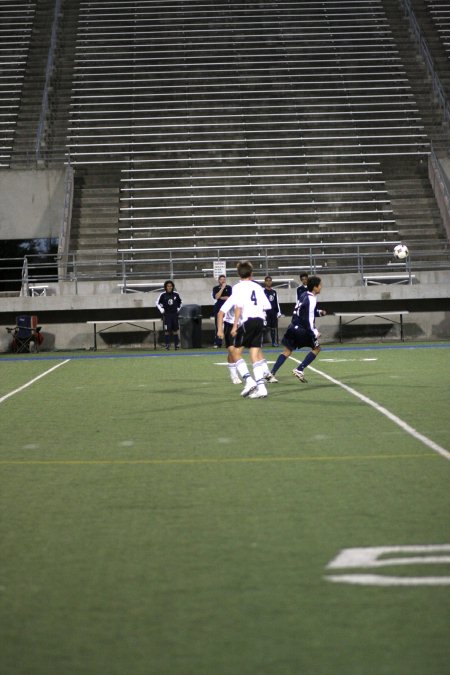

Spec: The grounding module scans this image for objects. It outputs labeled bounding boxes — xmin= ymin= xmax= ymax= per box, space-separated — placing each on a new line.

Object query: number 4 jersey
xmin=222 ymin=279 xmax=271 ymax=324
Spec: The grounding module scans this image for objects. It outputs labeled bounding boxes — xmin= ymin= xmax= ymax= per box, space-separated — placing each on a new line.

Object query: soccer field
xmin=1 ymin=343 xmax=449 ymax=675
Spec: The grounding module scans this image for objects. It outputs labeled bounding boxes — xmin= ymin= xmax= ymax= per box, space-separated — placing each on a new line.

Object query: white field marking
xmin=289 ymin=357 xmax=450 ymax=461
xmin=0 ymin=360 xmax=71 ymax=405
xmin=325 ymin=545 xmax=450 ymax=586
xmin=327 ymin=544 xmax=450 ymax=569
xmin=118 ymin=440 xmax=134 ymax=447
xmin=22 ymin=444 xmax=39 ymax=450
xmin=320 ymin=358 xmax=378 ymax=363
xmin=214 ymin=361 xmax=275 ymax=366
xmin=326 ymin=574 xmax=450 ymax=586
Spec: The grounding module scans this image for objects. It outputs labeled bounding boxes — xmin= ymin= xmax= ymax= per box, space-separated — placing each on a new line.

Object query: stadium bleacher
xmin=62 ymin=0 xmax=438 ymax=274
xmin=0 ymin=0 xmax=449 ymax=281
xmin=0 ymin=1 xmax=35 ymax=168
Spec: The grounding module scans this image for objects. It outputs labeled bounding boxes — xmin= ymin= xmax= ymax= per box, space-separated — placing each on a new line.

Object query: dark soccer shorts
xmin=236 ymin=317 xmax=264 ymax=349
xmin=224 ymin=321 xmax=243 ymax=348
xmin=281 ymin=324 xmax=319 ymax=351
xmin=265 ymin=309 xmax=278 ymax=329
xmin=163 ymin=313 xmax=179 ymax=332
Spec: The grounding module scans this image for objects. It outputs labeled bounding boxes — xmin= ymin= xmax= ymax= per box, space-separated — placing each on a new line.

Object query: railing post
xmin=20 ymin=257 xmax=29 ymax=297
xmin=35 ymin=0 xmax=62 ymax=164
xmin=57 ymin=161 xmax=74 ymax=282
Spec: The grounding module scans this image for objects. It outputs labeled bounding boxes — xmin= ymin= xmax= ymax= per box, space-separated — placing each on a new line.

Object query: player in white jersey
xmin=218 ymin=260 xmax=272 ymax=398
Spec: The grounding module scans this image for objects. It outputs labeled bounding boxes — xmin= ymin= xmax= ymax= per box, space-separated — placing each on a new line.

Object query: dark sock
xmin=272 ymin=354 xmax=287 ymax=374
xmin=299 ymin=351 xmax=316 ymax=370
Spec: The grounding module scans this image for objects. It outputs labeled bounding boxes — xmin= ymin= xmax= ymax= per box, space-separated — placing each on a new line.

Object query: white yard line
xmin=0 ymin=360 xmax=71 ymax=404
xmin=289 ymin=357 xmax=450 ymax=461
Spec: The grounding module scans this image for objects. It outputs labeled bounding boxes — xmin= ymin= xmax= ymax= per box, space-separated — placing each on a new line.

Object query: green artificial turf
xmin=0 ymin=345 xmax=449 ymax=675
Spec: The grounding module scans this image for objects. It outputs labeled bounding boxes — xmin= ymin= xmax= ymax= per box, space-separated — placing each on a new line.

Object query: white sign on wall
xmin=213 ymin=260 xmax=227 ymax=279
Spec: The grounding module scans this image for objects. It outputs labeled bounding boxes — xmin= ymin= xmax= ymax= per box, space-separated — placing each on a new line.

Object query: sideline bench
xmin=86 ymin=319 xmax=161 ymax=350
xmin=29 ymin=285 xmax=49 ymax=296
xmin=118 ymin=282 xmax=164 ymax=294
xmin=253 ymin=278 xmax=295 ymax=288
xmin=335 ymin=311 xmax=409 ymax=342
xmin=363 ymin=275 xmax=415 ymax=286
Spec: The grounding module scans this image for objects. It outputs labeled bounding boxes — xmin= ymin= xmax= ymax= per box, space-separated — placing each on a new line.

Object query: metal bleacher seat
xmin=65 ymin=0 xmax=432 ymax=274
xmin=425 ymin=0 xmax=450 ymax=84
xmin=0 ymin=3 xmax=35 ymax=168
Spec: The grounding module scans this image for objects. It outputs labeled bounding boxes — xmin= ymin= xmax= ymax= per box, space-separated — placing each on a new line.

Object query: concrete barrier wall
xmin=0 ymin=270 xmax=449 ymax=350
xmin=0 ymin=169 xmax=65 ymax=239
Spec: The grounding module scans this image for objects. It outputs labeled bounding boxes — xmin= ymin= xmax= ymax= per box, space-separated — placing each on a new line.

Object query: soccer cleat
xmin=249 ymin=384 xmax=268 ymax=399
xmin=231 ymin=376 xmax=241 ymax=385
xmin=292 ymin=368 xmax=307 ymax=383
xmin=264 ymin=373 xmax=278 ymax=383
xmin=241 ymin=379 xmax=257 ymax=397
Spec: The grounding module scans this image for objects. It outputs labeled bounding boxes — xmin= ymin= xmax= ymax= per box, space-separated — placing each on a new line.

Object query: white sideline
xmin=289 ymin=357 xmax=450 ymax=461
xmin=0 ymin=360 xmax=71 ymax=405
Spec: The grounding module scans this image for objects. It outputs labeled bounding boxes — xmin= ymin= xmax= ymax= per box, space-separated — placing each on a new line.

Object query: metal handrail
xmin=1 ymin=241 xmax=449 ymax=296
xmin=401 ymin=0 xmax=450 ymax=124
xmin=57 ymin=161 xmax=74 ymax=279
xmin=35 ymin=0 xmax=62 ymax=163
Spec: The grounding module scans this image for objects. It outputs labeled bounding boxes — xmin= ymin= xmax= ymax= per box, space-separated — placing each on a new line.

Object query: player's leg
xmin=245 ymin=319 xmax=268 ymax=398
xmin=163 ymin=317 xmax=171 ymax=349
xmin=213 ymin=310 xmax=222 ymax=348
xmin=271 ymin=325 xmax=296 ymax=376
xmin=224 ymin=324 xmax=241 ymax=383
xmin=166 ymin=313 xmax=180 ymax=349
xmin=292 ymin=340 xmax=321 ymax=383
xmin=232 ymin=330 xmax=257 ymax=396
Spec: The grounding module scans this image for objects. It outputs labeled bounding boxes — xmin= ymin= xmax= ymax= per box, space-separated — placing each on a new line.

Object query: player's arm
xmin=308 ymin=298 xmax=320 ymax=339
xmin=231 ymin=305 xmax=242 ymax=336
xmin=156 ymin=294 xmax=165 ymax=314
xmin=275 ymin=291 xmax=282 ymax=317
xmin=216 ymin=310 xmax=225 ymax=340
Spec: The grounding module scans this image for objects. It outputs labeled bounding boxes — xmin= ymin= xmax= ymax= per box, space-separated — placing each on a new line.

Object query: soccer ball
xmin=393 ymin=244 xmax=409 ymax=260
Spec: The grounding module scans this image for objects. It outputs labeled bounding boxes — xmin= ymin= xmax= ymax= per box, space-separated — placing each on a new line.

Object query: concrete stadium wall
xmin=0 ymin=169 xmax=65 ymax=239
xmin=0 ymin=270 xmax=449 ymax=351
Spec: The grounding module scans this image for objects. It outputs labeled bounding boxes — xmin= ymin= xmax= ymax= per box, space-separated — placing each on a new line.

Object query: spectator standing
xmin=263 ymin=275 xmax=281 ymax=346
xmin=156 ymin=280 xmax=182 ymax=350
xmin=296 ymin=272 xmax=309 ymax=302
xmin=212 ymin=274 xmax=232 ymax=348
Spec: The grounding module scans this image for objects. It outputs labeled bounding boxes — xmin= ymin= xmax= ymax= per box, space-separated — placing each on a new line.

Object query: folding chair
xmin=7 ymin=315 xmax=43 ymax=353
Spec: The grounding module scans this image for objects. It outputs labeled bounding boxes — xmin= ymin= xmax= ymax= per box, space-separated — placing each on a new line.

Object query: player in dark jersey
xmin=296 ymin=272 xmax=309 ymax=302
xmin=156 ymin=280 xmax=182 ymax=350
xmin=263 ymin=276 xmax=281 ymax=346
xmin=270 ymin=276 xmax=323 ymax=382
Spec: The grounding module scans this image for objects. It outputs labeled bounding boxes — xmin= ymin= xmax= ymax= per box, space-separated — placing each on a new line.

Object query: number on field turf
xmin=325 ymin=544 xmax=450 ymax=586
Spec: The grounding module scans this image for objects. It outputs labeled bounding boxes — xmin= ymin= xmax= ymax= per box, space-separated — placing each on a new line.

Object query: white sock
xmin=228 ymin=363 xmax=238 ymax=381
xmin=236 ymin=358 xmax=255 ymax=384
xmin=253 ymin=360 xmax=265 ymax=386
